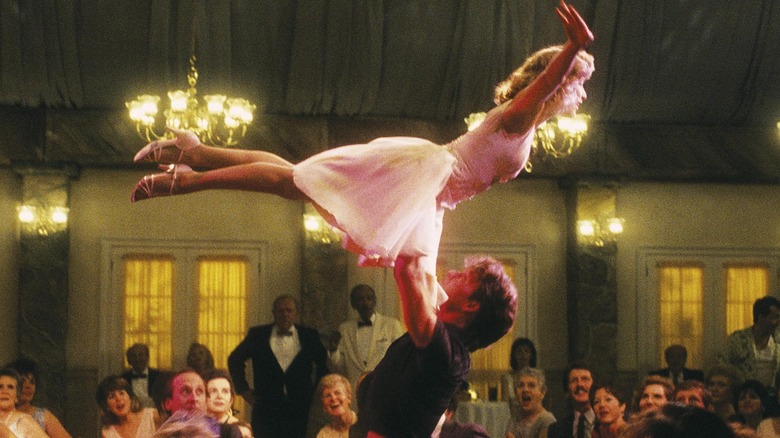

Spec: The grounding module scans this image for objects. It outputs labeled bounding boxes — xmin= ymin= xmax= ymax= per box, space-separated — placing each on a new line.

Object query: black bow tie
xmin=358 ymin=320 xmax=373 ymax=327
xmin=132 ymin=373 xmax=147 ymax=378
xmin=277 ymin=330 xmax=293 ymax=337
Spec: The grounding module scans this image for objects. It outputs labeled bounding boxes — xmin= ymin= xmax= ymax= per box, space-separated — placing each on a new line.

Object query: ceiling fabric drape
xmin=0 ymin=0 xmax=778 ymax=126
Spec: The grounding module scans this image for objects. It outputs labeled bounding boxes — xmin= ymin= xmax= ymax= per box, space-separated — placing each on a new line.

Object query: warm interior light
xmin=50 ymin=207 xmax=69 ymax=224
xmin=18 ymin=205 xmax=36 ymax=223
xmin=606 ymin=217 xmax=624 ymax=234
xmin=304 ymin=215 xmax=321 ymax=232
xmin=464 ymin=112 xmax=486 ymax=132
xmin=577 ymin=220 xmax=596 ymax=237
xmin=126 ymin=55 xmax=254 ymax=147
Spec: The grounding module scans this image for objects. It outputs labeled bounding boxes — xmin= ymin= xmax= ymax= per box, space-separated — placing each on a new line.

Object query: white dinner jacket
xmin=328 ymin=312 xmax=405 ymax=387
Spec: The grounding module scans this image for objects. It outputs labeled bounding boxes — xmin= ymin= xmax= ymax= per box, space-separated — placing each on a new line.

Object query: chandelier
xmin=464 ymin=112 xmax=590 ymax=172
xmin=126 ymin=54 xmax=255 ymax=147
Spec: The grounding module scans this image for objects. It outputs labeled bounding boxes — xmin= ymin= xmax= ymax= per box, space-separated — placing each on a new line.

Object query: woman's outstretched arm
xmin=501 ymin=1 xmax=594 ymax=129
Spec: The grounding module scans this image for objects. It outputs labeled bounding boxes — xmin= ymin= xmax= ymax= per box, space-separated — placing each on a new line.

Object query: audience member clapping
xmin=5 ymin=357 xmax=72 ymax=438
xmin=633 ymin=375 xmax=674 ymax=415
xmin=95 ymin=375 xmax=160 ymax=438
xmin=316 ymin=374 xmax=356 ymax=438
xmin=0 ymin=368 xmax=48 ymax=438
xmin=504 ymin=367 xmax=555 ymax=438
xmin=591 ymin=384 xmax=627 ymax=438
xmin=203 ymin=369 xmax=252 ymax=438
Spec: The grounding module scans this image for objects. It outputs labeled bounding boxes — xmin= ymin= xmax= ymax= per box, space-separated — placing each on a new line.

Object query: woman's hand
xmin=556 ymin=1 xmax=594 ymax=49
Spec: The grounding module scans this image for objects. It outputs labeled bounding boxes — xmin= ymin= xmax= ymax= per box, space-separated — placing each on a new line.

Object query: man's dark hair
xmin=753 ymin=295 xmax=780 ymax=322
xmin=461 ymin=256 xmax=517 ymax=351
xmin=350 ymin=284 xmax=376 ymax=302
xmin=562 ymin=360 xmax=593 ymax=393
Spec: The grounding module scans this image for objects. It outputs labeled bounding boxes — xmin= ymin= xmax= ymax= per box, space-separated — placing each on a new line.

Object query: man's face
xmin=272 ymin=297 xmax=298 ymax=332
xmin=665 ymin=347 xmax=686 ymax=373
xmin=567 ymin=369 xmax=593 ymax=406
xmin=758 ymin=305 xmax=780 ymax=333
xmin=165 ymin=371 xmax=206 ymax=414
xmin=437 ymin=269 xmax=480 ymax=323
xmin=126 ymin=346 xmax=149 ymax=373
xmin=674 ymin=388 xmax=705 ymax=408
xmin=351 ymin=288 xmax=376 ymax=321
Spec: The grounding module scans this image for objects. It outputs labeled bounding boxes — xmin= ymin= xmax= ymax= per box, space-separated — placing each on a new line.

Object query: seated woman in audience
xmin=96 ymin=375 xmax=160 ymax=438
xmin=502 ymin=338 xmax=538 ymax=407
xmin=504 ymin=367 xmax=555 ymax=438
xmin=315 ymin=374 xmax=356 ymax=438
xmin=0 ymin=368 xmax=48 ymax=438
xmin=5 ymin=358 xmax=72 ymax=438
xmin=203 ymin=369 xmax=252 ymax=438
xmin=727 ymin=379 xmax=774 ymax=431
xmin=591 ymin=384 xmax=627 ymax=438
xmin=632 ymin=375 xmax=674 ymax=415
xmin=707 ymin=364 xmax=744 ymax=421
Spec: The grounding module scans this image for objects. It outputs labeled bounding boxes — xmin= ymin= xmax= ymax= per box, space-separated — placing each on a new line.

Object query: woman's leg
xmin=185 ymin=145 xmax=294 ymax=169
xmin=131 ymin=162 xmax=309 ymax=202
xmin=135 ymin=128 xmax=295 ymax=169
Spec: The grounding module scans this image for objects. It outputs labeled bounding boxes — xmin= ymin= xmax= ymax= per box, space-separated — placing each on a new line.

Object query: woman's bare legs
xmin=131 ymin=162 xmax=309 ymax=202
xmin=135 ymin=128 xmax=295 ymax=169
xmin=184 ymin=145 xmax=294 ymax=169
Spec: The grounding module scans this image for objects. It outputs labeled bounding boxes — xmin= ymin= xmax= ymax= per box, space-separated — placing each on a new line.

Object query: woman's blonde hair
xmin=494 ymin=45 xmax=595 ymax=104
xmin=317 ymin=373 xmax=352 ymax=403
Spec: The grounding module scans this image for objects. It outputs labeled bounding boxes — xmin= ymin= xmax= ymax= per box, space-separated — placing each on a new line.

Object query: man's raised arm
xmin=393 ymin=255 xmax=438 ymax=348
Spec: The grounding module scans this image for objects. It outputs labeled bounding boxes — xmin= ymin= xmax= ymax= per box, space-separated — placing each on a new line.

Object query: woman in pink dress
xmin=131 ymin=1 xmax=594 ymax=303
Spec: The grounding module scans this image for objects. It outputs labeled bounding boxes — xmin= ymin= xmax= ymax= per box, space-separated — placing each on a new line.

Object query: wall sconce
xmin=17 ymin=204 xmax=70 ymax=236
xmin=303 ymin=206 xmax=342 ymax=245
xmin=577 ymin=217 xmax=625 ymax=246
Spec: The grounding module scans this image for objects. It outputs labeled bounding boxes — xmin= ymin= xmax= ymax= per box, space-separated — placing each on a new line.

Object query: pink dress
xmin=293 ymin=102 xmax=532 ymax=302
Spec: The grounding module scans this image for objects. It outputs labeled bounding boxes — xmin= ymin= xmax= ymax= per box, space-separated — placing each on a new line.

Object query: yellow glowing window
xmin=725 ymin=264 xmax=769 ymax=336
xmin=122 ymin=256 xmax=174 ymax=369
xmin=657 ymin=263 xmax=704 ymax=369
xmin=196 ymin=256 xmax=248 ymax=368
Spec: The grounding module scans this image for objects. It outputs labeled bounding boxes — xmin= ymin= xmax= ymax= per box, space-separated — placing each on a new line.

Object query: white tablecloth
xmin=455 ymin=401 xmax=511 ymax=438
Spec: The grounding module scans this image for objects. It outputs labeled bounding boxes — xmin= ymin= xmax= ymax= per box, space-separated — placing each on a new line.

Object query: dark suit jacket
xmin=547 ymin=414 xmax=575 ymax=438
xmin=648 ymin=367 xmax=705 ymax=383
xmin=120 ymin=367 xmax=161 ymax=396
xmin=228 ymin=323 xmax=328 ymax=438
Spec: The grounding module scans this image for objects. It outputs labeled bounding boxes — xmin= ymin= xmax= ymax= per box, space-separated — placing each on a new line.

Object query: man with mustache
xmin=547 ymin=361 xmax=595 ymax=438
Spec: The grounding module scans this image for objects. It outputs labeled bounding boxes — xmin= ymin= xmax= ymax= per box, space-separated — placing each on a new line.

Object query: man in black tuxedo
xmin=228 ymin=294 xmax=329 ymax=438
xmin=649 ymin=344 xmax=705 ymax=386
xmin=120 ymin=343 xmax=161 ymax=407
xmin=547 ymin=361 xmax=595 ymax=438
